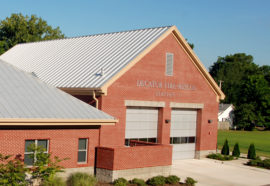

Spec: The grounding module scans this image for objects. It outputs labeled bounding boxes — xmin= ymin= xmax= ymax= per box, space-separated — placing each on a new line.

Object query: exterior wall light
xmin=208 ymin=119 xmax=212 ymax=124
xmin=165 ymin=119 xmax=170 ymax=124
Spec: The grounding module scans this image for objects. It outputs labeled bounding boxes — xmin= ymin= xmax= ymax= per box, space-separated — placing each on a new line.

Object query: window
xmin=78 ymin=138 xmax=88 ymax=163
xmin=24 ymin=139 xmax=49 ymax=166
xmin=170 ymin=136 xmax=196 ymax=144
xmin=125 ymin=138 xmax=157 ymax=146
xmin=166 ymin=53 xmax=174 ymax=76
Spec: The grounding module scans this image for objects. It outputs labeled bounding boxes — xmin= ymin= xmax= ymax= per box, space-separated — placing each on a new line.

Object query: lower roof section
xmin=0 ymin=59 xmax=116 ymax=122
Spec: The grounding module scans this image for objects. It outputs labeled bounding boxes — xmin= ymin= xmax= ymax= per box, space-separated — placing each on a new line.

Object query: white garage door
xmin=171 ymin=109 xmax=197 ymax=159
xmin=125 ymin=107 xmax=158 ymax=146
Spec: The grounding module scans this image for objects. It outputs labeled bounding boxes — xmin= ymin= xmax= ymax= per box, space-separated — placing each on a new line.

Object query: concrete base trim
xmin=57 ymin=166 xmax=94 ymax=179
xmin=195 ymin=150 xmax=217 ymax=159
xmin=96 ymin=165 xmax=171 ymax=183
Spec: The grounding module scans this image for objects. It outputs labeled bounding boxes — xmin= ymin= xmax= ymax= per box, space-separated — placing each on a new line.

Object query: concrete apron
xmin=171 ymin=158 xmax=270 ymax=186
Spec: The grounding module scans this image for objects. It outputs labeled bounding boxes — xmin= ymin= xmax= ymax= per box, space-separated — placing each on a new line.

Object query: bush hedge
xmin=67 ymin=172 xmax=97 ymax=186
xmin=207 ymin=153 xmax=235 ymax=161
xmin=165 ymin=175 xmax=180 ymax=184
xmin=247 ymin=158 xmax=270 ymax=169
xmin=130 ymin=178 xmax=147 ymax=186
xmin=42 ymin=176 xmax=66 ymax=186
xmin=114 ymin=177 xmax=129 ymax=186
xmin=147 ymin=175 xmax=166 ymax=186
xmin=185 ymin=177 xmax=197 ymax=186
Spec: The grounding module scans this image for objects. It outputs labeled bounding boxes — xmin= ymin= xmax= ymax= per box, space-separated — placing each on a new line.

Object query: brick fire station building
xmin=0 ymin=26 xmax=225 ymax=181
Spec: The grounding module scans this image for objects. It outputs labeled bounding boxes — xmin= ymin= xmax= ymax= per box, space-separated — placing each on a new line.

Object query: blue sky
xmin=0 ymin=0 xmax=269 ymax=69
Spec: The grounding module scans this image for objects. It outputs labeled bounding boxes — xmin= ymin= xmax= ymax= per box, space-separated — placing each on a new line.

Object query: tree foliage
xmin=0 ymin=13 xmax=64 ymax=54
xmin=247 ymin=143 xmax=256 ymax=160
xmin=232 ymin=143 xmax=240 ymax=157
xmin=0 ymin=154 xmax=27 ymax=186
xmin=221 ymin=139 xmax=230 ymax=155
xmin=209 ymin=53 xmax=258 ymax=104
xmin=209 ymin=53 xmax=270 ymax=130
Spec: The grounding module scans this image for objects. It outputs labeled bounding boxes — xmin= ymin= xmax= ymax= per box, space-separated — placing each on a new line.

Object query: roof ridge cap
xmin=15 ymin=26 xmax=173 ymax=46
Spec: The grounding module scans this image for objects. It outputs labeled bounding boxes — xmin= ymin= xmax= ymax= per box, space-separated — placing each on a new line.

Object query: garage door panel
xmin=173 ymin=151 xmax=195 ymax=159
xmin=171 ymin=123 xmax=196 ymax=130
xmin=126 ymin=129 xmax=157 ymax=138
xmin=171 ymin=130 xmax=196 ymax=137
xmin=173 ymin=144 xmax=196 ymax=151
xmin=125 ymin=107 xmax=158 ymax=139
xmin=171 ymin=109 xmax=197 ymax=160
xmin=126 ymin=121 xmax=158 ymax=130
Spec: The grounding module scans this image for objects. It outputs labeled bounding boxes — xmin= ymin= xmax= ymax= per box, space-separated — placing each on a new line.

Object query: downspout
xmin=92 ymin=90 xmax=99 ymax=109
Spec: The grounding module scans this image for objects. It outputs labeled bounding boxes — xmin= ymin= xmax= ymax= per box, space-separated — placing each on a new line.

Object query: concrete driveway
xmin=171 ymin=158 xmax=270 ymax=186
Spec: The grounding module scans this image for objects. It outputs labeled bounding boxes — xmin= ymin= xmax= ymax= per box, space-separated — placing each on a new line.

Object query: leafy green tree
xmin=209 ymin=53 xmax=259 ymax=104
xmin=0 ymin=13 xmax=64 ymax=54
xmin=210 ymin=53 xmax=270 ymax=130
xmin=221 ymin=139 xmax=230 ymax=155
xmin=28 ymin=144 xmax=66 ymax=183
xmin=234 ymin=75 xmax=270 ymax=130
xmin=0 ymin=154 xmax=28 ymax=186
xmin=232 ymin=143 xmax=240 ymax=157
xmin=247 ymin=143 xmax=256 ymax=159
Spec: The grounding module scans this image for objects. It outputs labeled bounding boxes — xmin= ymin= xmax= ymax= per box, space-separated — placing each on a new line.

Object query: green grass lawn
xmin=218 ymin=130 xmax=270 ymax=158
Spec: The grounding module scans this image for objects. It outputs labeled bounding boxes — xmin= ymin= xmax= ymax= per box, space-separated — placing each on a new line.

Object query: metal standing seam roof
xmin=0 ymin=59 xmax=115 ymax=120
xmin=0 ymin=26 xmax=171 ymax=89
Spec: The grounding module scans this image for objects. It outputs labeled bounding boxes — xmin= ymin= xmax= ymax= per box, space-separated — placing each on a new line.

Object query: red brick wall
xmin=0 ymin=127 xmax=99 ymax=168
xmin=96 ymin=144 xmax=172 ymax=170
xmin=100 ymin=33 xmax=219 ymax=151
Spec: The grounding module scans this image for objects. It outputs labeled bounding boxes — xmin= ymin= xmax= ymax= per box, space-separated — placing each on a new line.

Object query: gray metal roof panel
xmin=0 ymin=59 xmax=115 ymax=120
xmin=0 ymin=26 xmax=171 ymax=88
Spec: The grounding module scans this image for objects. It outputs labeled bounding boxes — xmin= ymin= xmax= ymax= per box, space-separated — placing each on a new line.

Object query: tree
xmin=185 ymin=38 xmax=194 ymax=49
xmin=209 ymin=53 xmax=258 ymax=104
xmin=0 ymin=13 xmax=64 ymax=54
xmin=232 ymin=143 xmax=240 ymax=157
xmin=234 ymin=75 xmax=270 ymax=130
xmin=221 ymin=139 xmax=229 ymax=155
xmin=247 ymin=143 xmax=256 ymax=159
xmin=0 ymin=154 xmax=27 ymax=186
xmin=209 ymin=53 xmax=270 ymax=130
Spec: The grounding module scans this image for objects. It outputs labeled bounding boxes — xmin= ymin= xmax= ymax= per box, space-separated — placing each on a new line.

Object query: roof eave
xmin=170 ymin=26 xmax=225 ymax=101
xmin=0 ymin=118 xmax=118 ymax=126
xmin=59 ymin=87 xmax=105 ymax=95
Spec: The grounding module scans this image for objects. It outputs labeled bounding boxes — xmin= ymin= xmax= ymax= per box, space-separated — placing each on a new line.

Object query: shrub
xmin=232 ymin=143 xmax=240 ymax=157
xmin=207 ymin=153 xmax=234 ymax=161
xmin=147 ymin=175 xmax=166 ymax=186
xmin=185 ymin=177 xmax=197 ymax=186
xmin=130 ymin=178 xmax=147 ymax=186
xmin=246 ymin=158 xmax=270 ymax=170
xmin=221 ymin=139 xmax=229 ymax=155
xmin=247 ymin=143 xmax=256 ymax=159
xmin=28 ymin=144 xmax=66 ymax=182
xmin=42 ymin=176 xmax=66 ymax=186
xmin=262 ymin=159 xmax=270 ymax=169
xmin=165 ymin=175 xmax=180 ymax=184
xmin=67 ymin=172 xmax=97 ymax=186
xmin=0 ymin=154 xmax=28 ymax=186
xmin=113 ymin=177 xmax=128 ymax=186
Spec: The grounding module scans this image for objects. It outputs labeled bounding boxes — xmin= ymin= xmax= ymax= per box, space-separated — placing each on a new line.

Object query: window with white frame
xmin=166 ymin=53 xmax=174 ymax=76
xmin=24 ymin=139 xmax=49 ymax=166
xmin=78 ymin=138 xmax=88 ymax=163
